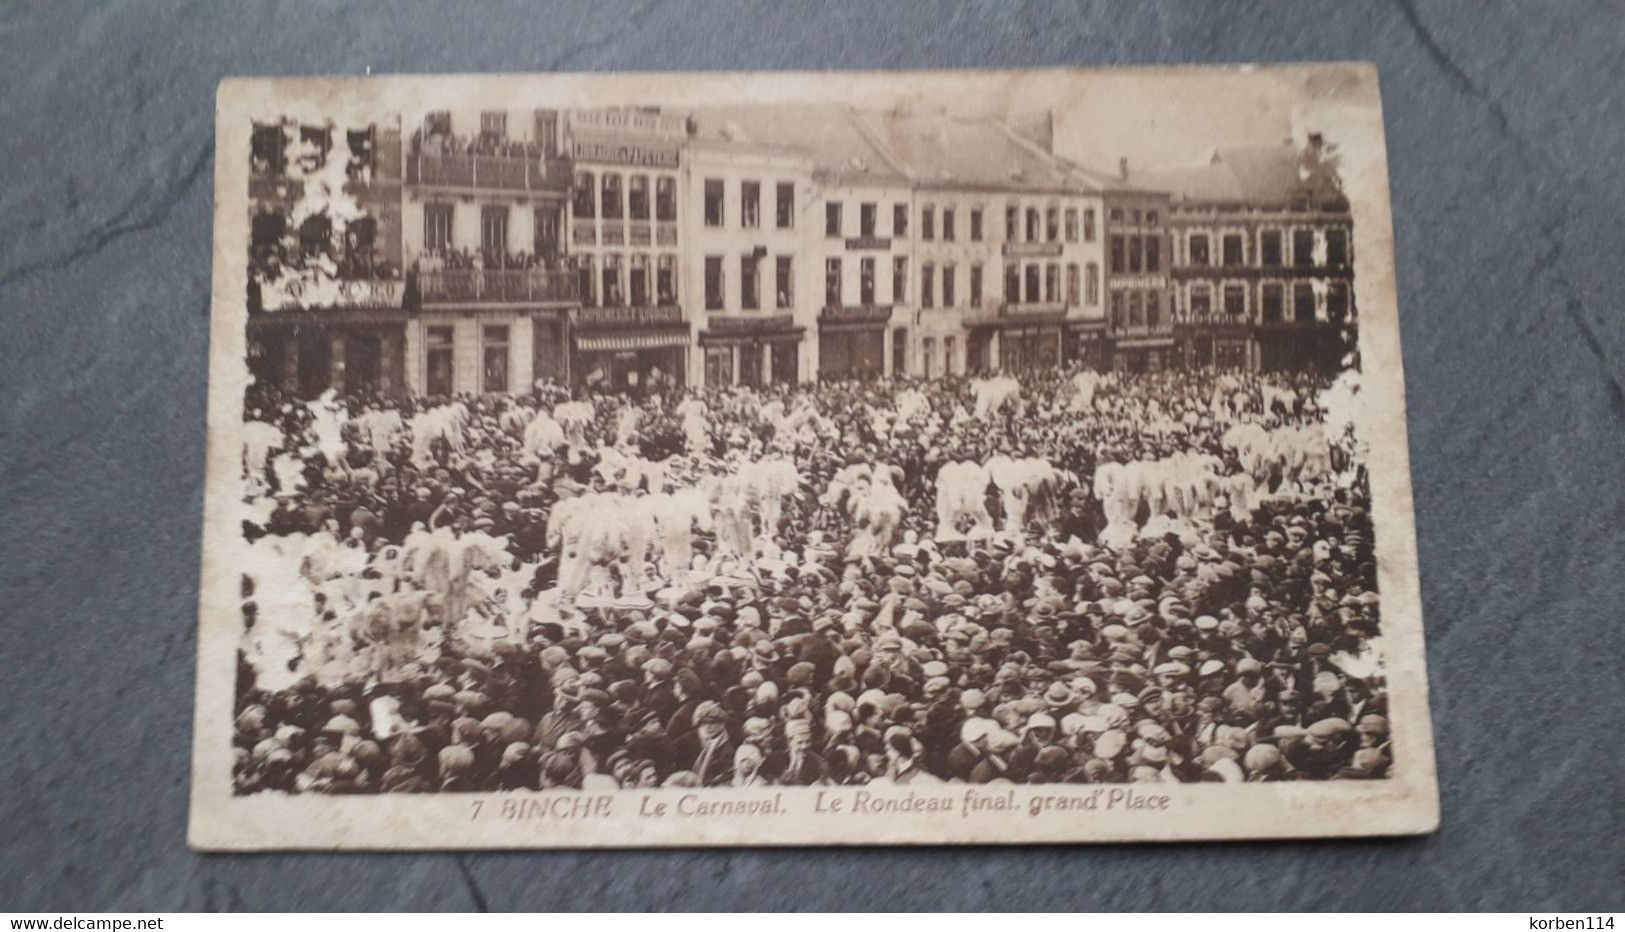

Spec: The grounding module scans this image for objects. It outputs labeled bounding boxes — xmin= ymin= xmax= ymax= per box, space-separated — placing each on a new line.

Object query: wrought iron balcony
xmin=405 ymin=152 xmax=571 ymax=193
xmin=416 ymin=268 xmax=579 ymax=305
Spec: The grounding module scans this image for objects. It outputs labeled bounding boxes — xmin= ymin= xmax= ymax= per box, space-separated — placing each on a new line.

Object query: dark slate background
xmin=1 ymin=0 xmax=1621 ymax=912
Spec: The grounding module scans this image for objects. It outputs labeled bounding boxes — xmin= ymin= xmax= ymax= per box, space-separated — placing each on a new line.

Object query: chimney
xmin=1119 ymin=157 xmax=1129 ymax=181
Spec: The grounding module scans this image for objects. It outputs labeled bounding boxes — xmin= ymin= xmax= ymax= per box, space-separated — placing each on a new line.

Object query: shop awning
xmin=574 ymin=331 xmax=689 ymax=352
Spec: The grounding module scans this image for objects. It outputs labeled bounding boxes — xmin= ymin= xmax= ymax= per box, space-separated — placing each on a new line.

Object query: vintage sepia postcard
xmin=191 ymin=65 xmax=1438 ymax=849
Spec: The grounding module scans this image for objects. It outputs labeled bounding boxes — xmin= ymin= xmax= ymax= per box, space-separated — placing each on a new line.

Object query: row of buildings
xmin=245 ymin=104 xmax=1355 ymax=399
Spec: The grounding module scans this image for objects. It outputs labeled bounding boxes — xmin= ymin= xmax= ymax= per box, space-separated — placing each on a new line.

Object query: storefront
xmin=697 ymin=314 xmax=805 ymax=388
xmin=1109 ymin=336 xmax=1177 ymax=374
xmin=817 ymin=306 xmax=892 ymax=381
xmin=964 ymin=307 xmax=1065 ymax=375
xmin=570 ymin=305 xmax=689 ymax=392
xmin=1062 ymin=320 xmax=1107 ymax=371
xmin=246 ymin=280 xmax=408 ymax=399
xmin=1177 ymin=323 xmax=1256 ymax=371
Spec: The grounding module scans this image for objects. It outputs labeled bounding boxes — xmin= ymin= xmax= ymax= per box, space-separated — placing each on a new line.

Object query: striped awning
xmin=574 ymin=331 xmax=689 ymax=352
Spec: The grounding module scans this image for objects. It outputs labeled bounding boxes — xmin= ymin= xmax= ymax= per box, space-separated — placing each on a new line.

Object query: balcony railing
xmin=405 ymin=152 xmax=571 ymax=192
xmin=417 ymin=269 xmax=579 ymax=305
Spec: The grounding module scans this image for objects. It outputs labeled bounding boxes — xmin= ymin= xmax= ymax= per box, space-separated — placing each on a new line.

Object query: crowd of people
xmin=231 ymin=364 xmax=1391 ymax=796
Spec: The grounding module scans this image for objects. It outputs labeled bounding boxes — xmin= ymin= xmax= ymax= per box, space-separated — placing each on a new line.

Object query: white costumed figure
xmin=971 ymin=376 xmax=1022 ymax=419
xmin=652 ymin=486 xmax=714 ymax=582
xmin=934 ymin=460 xmax=995 ymax=541
xmin=849 ymin=466 xmax=906 ymax=558
xmin=676 ymin=397 xmax=710 ymax=454
xmin=552 ymin=400 xmax=595 ymax=449
xmin=242 ymin=419 xmax=285 ymax=495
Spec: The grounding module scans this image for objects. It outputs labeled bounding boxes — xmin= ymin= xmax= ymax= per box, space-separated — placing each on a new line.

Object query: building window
xmin=741 ymin=181 xmax=761 ymax=228
xmin=578 ymin=256 xmax=596 ymax=307
xmin=1224 ymin=283 xmax=1247 ymax=317
xmin=1222 ymin=233 xmax=1244 ymax=267
xmin=1045 ymin=263 xmax=1060 ymax=303
xmin=1294 ymin=229 xmax=1316 ymax=268
xmin=1190 ymin=284 xmax=1212 ymax=320
xmin=1146 ymin=293 xmax=1162 ymax=329
xmin=1145 ymin=236 xmax=1161 ymax=273
xmin=1025 ymin=264 xmax=1041 ymax=303
xmin=656 ymin=177 xmax=677 ymax=222
xmin=776 ymin=256 xmax=794 ymax=309
xmin=705 ymin=256 xmax=724 ymax=310
xmin=482 ymin=325 xmax=510 ymax=393
xmin=422 ymin=111 xmax=453 ymax=138
xmin=892 ymin=257 xmax=908 ymax=303
xmin=657 ymin=256 xmax=677 ymax=306
xmin=1004 ymin=263 xmax=1020 ymax=303
xmin=1189 ymin=233 xmax=1210 ymax=266
xmin=1067 ymin=263 xmax=1080 ymax=306
xmin=1261 ymin=229 xmax=1283 ymax=266
xmin=1128 ymin=236 xmax=1143 ymax=273
xmin=601 ymin=174 xmax=623 ymax=219
xmin=922 ymin=336 xmax=936 ymax=379
xmin=970 ymin=208 xmax=983 ymax=241
xmin=942 ymin=263 xmax=956 ymax=307
xmin=1005 ymin=205 xmax=1019 ymax=240
xmin=534 ymin=205 xmax=560 ymax=261
xmin=705 ymin=346 xmax=733 ymax=387
xmin=1128 ymin=291 xmax=1143 ymax=327
xmin=426 ymin=326 xmax=454 ymax=396
xmin=921 ymin=205 xmax=935 ymax=241
xmin=1108 ymin=207 xmax=1124 ymax=223
xmin=860 ymin=257 xmax=876 ymax=305
xmin=1084 ymin=208 xmax=1096 ymax=242
xmin=573 ymin=172 xmax=596 ymax=219
xmin=826 ymin=202 xmax=842 ymax=238
xmin=1065 ymin=208 xmax=1079 ymax=242
xmin=1110 ymin=235 xmax=1126 ymax=274
xmin=1294 ymin=283 xmax=1316 ymax=320
xmin=602 ymin=255 xmax=623 ymax=307
xmin=943 ymin=208 xmax=956 ymax=242
xmin=893 ymin=328 xmax=909 ymax=376
xmin=1147 ymin=210 xmax=1159 ymax=226
xmin=1086 ymin=263 xmax=1100 ymax=305
xmin=424 ymin=203 xmax=454 ymax=251
xmin=630 ymin=254 xmax=650 ymax=306
xmin=1026 ymin=208 xmax=1041 ymax=242
xmin=1110 ymin=291 xmax=1125 ymax=329
xmin=921 ymin=262 xmax=934 ymax=308
xmin=250 ymin=123 xmax=286 ymax=175
xmin=479 ymin=111 xmax=507 ymax=139
xmin=704 ymin=179 xmax=724 ymax=227
xmin=944 ymin=336 xmax=957 ymax=376
xmin=1327 ymin=281 xmax=1351 ymax=321
xmin=894 ymin=203 xmax=909 ymax=238
xmin=859 ymin=202 xmax=877 ymax=238
xmin=628 ymin=175 xmax=650 ymax=220
xmin=1261 ymin=283 xmax=1284 ymax=322
xmin=825 ymin=258 xmax=843 ymax=306
xmin=481 ymin=205 xmax=508 ymax=256
xmin=1046 ymin=207 xmax=1060 ymax=242
xmin=741 ymin=255 xmax=760 ymax=310
xmin=1326 ymin=228 xmax=1349 ymax=268
xmin=776 ymin=182 xmax=795 ymax=228
xmin=970 ymin=263 xmax=983 ymax=308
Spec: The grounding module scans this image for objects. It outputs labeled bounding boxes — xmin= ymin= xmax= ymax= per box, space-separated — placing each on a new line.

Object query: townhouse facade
xmin=1140 ymin=137 xmax=1354 ymax=373
xmin=244 ymin=107 xmax=1354 ymax=399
